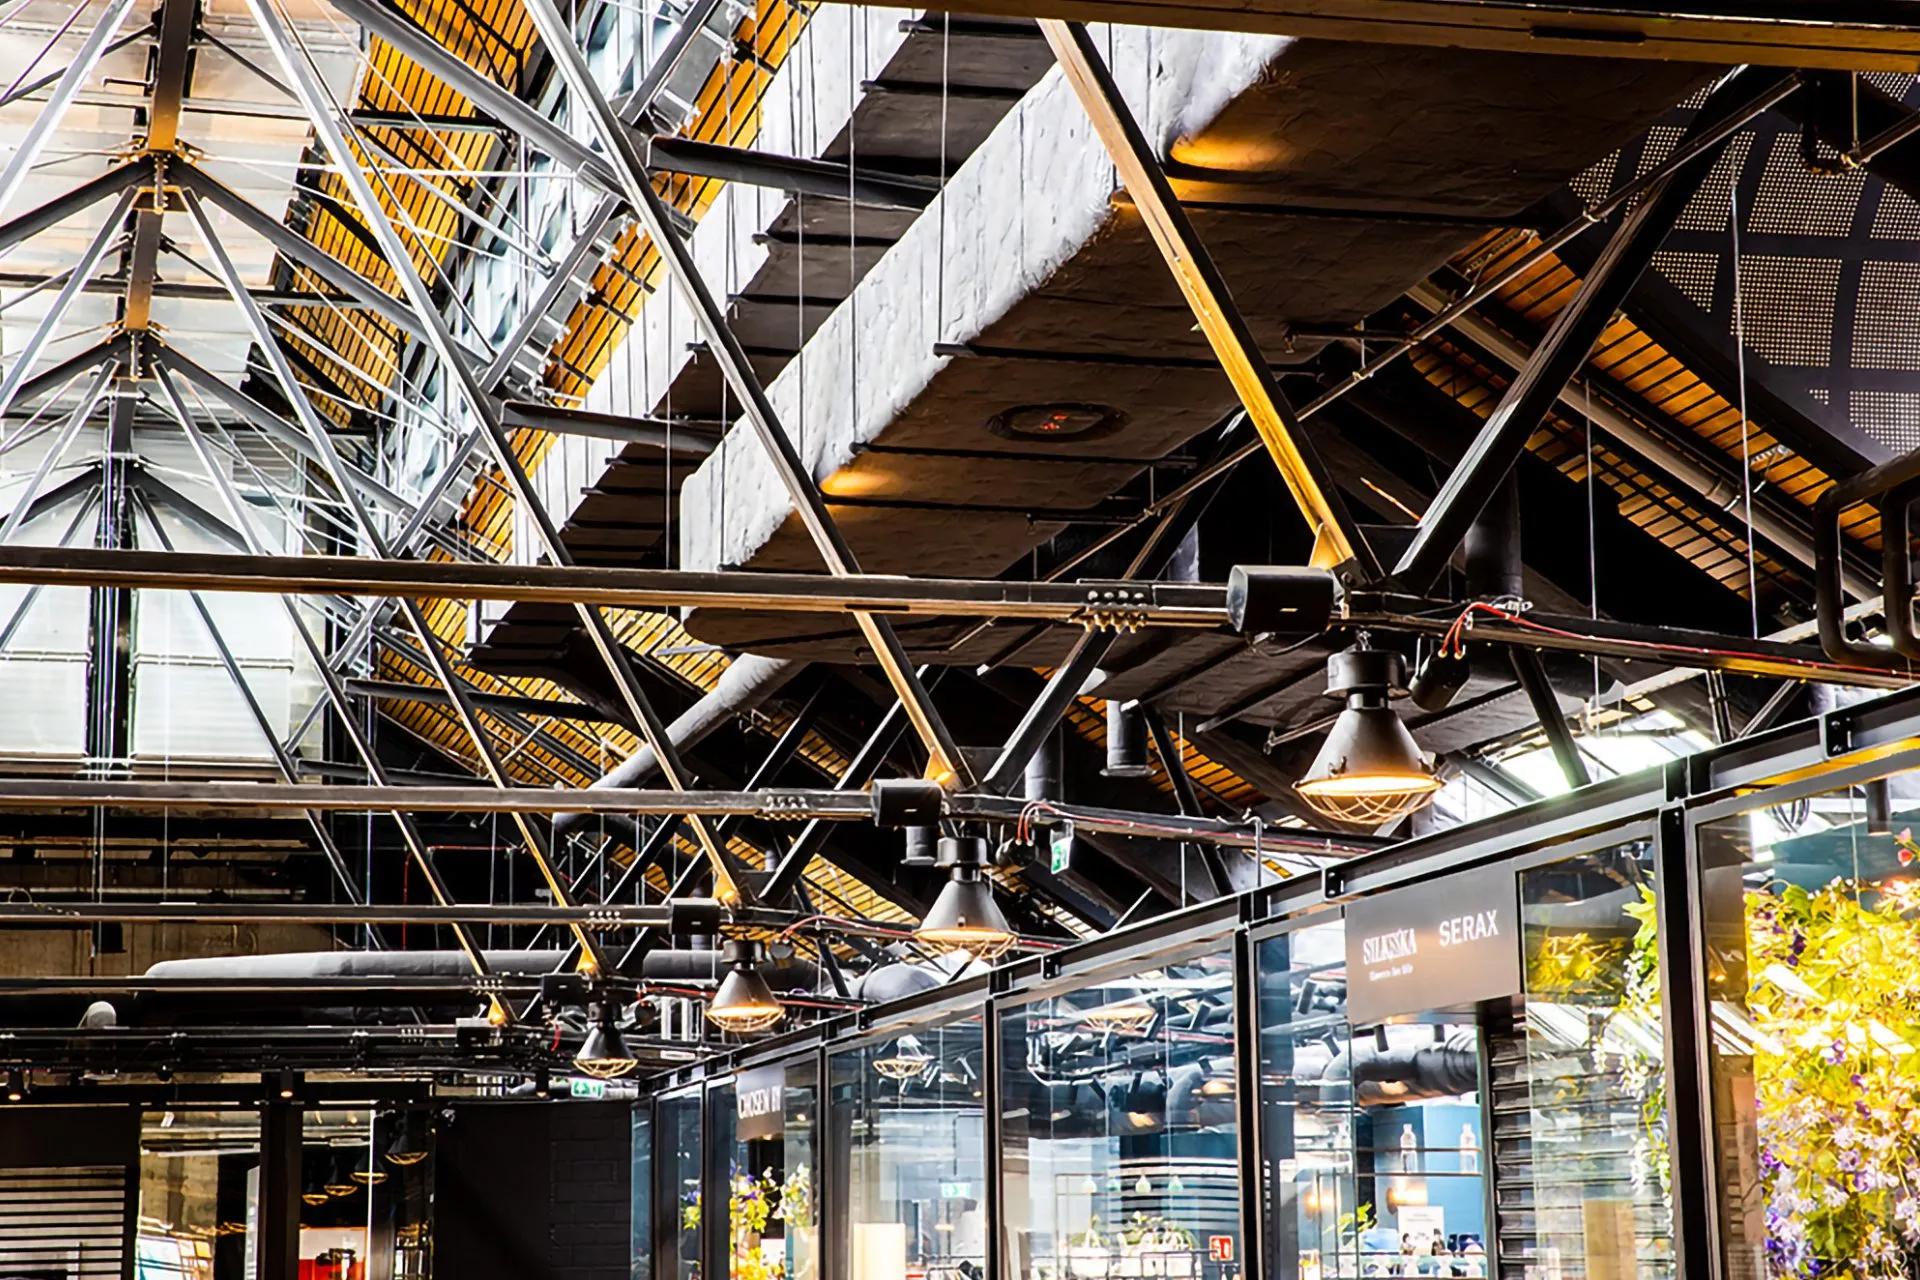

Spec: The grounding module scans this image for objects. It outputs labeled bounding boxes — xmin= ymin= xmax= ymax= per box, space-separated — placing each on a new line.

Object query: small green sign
xmin=940 ymin=1182 xmax=972 ymax=1200
xmin=571 ymin=1078 xmax=607 ymax=1099
xmin=1048 ymin=822 xmax=1074 ymax=874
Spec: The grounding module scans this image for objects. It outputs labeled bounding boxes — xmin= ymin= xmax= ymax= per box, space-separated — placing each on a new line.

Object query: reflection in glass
xmin=1700 ymin=785 xmax=1920 ymax=1279
xmin=633 ymin=1108 xmax=653 ymax=1280
xmin=830 ymin=1018 xmax=987 ymax=1280
xmin=656 ymin=1091 xmax=704 ymax=1280
xmin=1516 ymin=841 xmax=1672 ymax=1277
xmin=727 ymin=1060 xmax=817 ymax=1280
xmin=1260 ymin=922 xmax=1491 ymax=1277
xmin=1001 ymin=954 xmax=1240 ymax=1280
xmin=1258 ymin=924 xmax=1358 ymax=1279
xmin=292 ymin=1108 xmax=434 ymax=1279
xmin=138 ymin=1110 xmax=253 ymax=1279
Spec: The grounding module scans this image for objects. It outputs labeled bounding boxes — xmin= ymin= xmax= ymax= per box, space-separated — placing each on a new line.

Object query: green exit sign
xmin=1049 ymin=823 xmax=1074 ymax=874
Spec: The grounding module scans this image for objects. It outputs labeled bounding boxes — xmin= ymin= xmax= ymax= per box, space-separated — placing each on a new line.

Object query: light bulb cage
xmin=706 ymin=940 xmax=785 ymax=1034
xmin=1295 ymin=649 xmax=1441 ymax=824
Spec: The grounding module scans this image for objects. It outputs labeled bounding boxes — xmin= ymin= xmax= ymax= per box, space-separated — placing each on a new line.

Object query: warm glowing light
xmin=1079 ymin=999 xmax=1157 ymax=1037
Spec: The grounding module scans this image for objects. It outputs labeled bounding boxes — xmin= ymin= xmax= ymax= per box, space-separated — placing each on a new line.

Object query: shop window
xmin=634 ymin=1108 xmax=653 ymax=1280
xmin=1264 ymin=918 xmax=1492 ymax=1278
xmin=726 ymin=1059 xmax=818 ymax=1280
xmin=1698 ymin=784 xmax=1920 ymax=1279
xmin=656 ymin=1090 xmax=704 ymax=1280
xmin=1515 ymin=840 xmax=1673 ymax=1278
xmin=1258 ymin=923 xmax=1364 ymax=1280
xmin=1000 ymin=953 xmax=1240 ymax=1280
xmin=828 ymin=1017 xmax=987 ymax=1280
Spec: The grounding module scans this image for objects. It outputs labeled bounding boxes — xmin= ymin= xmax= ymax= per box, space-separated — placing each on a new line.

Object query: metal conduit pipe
xmin=1325 ymin=1026 xmax=1480 ymax=1105
xmin=145 ymin=951 xmax=570 ymax=980
xmin=552 ymin=655 xmax=802 ymax=840
xmin=1407 ymin=281 xmax=1877 ymax=602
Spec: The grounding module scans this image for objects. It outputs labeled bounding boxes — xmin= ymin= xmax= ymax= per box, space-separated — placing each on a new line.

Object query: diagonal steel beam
xmin=325 ymin=0 xmax=621 ymax=195
xmin=1509 ymin=647 xmax=1590 ymax=789
xmin=243 ymin=0 xmax=761 ymax=902
xmin=1391 ymin=67 xmax=1785 ymax=593
xmin=0 ymin=186 xmax=137 ymax=421
xmin=151 ymin=342 xmax=421 ymax=519
xmin=175 ymin=162 xmax=482 ymax=361
xmin=761 ymin=673 xmax=937 ymax=905
xmin=519 ymin=0 xmax=977 ymax=787
xmin=128 ymin=489 xmax=389 ymax=943
xmin=0 ymin=162 xmax=141 ymax=256
xmin=0 ymin=0 xmax=138 ymax=223
xmin=0 ymin=363 xmax=116 ymax=546
xmin=180 ymin=186 xmax=616 ymax=969
xmin=148 ymin=362 xmax=497 ymax=985
xmin=1040 ymin=18 xmax=1376 ymax=580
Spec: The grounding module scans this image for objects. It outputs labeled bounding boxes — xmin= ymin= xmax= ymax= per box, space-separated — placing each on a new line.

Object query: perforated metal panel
xmin=1576 ymin=74 xmax=1920 ymax=454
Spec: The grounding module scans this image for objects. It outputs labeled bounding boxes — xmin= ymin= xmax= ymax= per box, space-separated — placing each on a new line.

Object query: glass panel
xmin=726 ymin=1059 xmax=818 ymax=1280
xmin=1259 ymin=921 xmax=1491 ymax=1278
xmin=1001 ymin=952 xmax=1240 ymax=1280
xmin=138 ymin=1110 xmax=255 ymax=1280
xmin=1517 ymin=840 xmax=1673 ymax=1278
xmin=634 ymin=1108 xmax=654 ymax=1280
xmin=829 ymin=1017 xmax=988 ymax=1280
xmin=657 ymin=1091 xmax=704 ymax=1280
xmin=1257 ymin=923 xmax=1360 ymax=1280
xmin=292 ymin=1108 xmax=431 ymax=1279
xmin=1698 ymin=783 xmax=1920 ymax=1279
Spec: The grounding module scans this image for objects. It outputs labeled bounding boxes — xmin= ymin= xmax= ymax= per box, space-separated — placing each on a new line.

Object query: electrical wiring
xmin=1436 ymin=599 xmax=1903 ymax=681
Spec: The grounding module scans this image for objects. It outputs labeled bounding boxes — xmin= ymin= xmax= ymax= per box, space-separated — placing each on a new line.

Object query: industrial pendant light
xmin=324 ymin=1152 xmax=358 ymax=1199
xmin=871 ymin=1034 xmax=935 ymax=1082
xmin=706 ymin=940 xmax=785 ymax=1034
xmin=575 ymin=1002 xmax=640 ymax=1079
xmin=351 ymin=1149 xmax=388 ymax=1186
xmin=1295 ymin=647 xmax=1440 ymax=825
xmin=383 ymin=1114 xmax=428 ymax=1167
xmin=916 ymin=836 xmax=1016 ymax=960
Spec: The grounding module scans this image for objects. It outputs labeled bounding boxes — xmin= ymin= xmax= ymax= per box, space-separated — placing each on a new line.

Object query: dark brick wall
xmin=434 ymin=1101 xmax=633 ymax=1280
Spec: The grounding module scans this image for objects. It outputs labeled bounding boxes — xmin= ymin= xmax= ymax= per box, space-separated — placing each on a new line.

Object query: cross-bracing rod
xmin=0 ymin=186 xmax=137 ymax=422
xmin=273 ymin=0 xmax=721 ymax=758
xmin=179 ymin=189 xmax=616 ymax=970
xmin=126 ymin=489 xmax=387 ymax=946
xmin=517 ymin=0 xmax=977 ymax=788
xmin=0 ymin=0 xmax=138 ymax=223
xmin=242 ymin=0 xmax=751 ymax=904
xmin=149 ymin=364 xmax=496 ymax=983
xmin=0 ymin=363 xmax=117 ymax=547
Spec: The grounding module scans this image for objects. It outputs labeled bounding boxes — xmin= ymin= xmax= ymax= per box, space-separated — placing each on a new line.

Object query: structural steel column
xmin=255 ymin=1102 xmax=302 ymax=1280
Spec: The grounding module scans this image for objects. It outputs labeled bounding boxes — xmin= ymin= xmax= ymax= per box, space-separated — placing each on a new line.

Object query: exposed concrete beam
xmin=839 ymin=0 xmax=1920 ymax=72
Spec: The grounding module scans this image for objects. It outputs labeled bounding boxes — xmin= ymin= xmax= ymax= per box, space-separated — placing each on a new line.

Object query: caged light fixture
xmin=1294 ymin=647 xmax=1441 ymax=824
xmin=706 ymin=940 xmax=786 ymax=1034
xmin=915 ymin=836 xmax=1016 ymax=960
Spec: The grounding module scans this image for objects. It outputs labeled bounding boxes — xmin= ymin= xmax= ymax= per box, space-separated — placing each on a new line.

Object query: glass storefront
xmin=1699 ymin=780 xmax=1920 ymax=1280
xmin=830 ymin=1017 xmax=987 ymax=1280
xmin=1515 ymin=840 xmax=1673 ymax=1279
xmin=1000 ymin=953 xmax=1240 ymax=1280
xmin=656 ymin=1089 xmax=704 ymax=1280
xmin=726 ymin=1059 xmax=817 ymax=1280
xmin=1259 ymin=925 xmax=1491 ymax=1278
xmin=633 ymin=694 xmax=1920 ymax=1280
